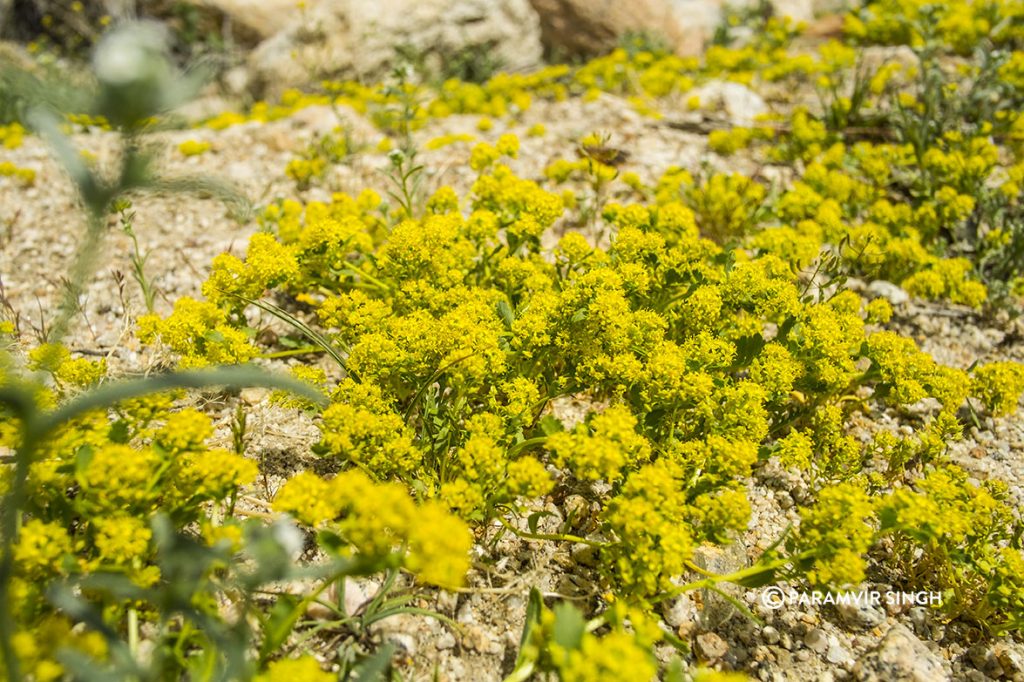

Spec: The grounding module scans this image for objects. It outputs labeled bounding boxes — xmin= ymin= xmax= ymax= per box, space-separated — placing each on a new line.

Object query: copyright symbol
xmin=761 ymin=586 xmax=786 ymax=610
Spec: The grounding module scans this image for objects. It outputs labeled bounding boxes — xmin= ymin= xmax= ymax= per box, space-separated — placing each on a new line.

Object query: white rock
xmin=867 ymin=280 xmax=910 ymax=306
xmin=826 ymin=637 xmax=853 ymax=665
xmin=835 ymin=599 xmax=886 ymax=630
xmin=662 ymin=593 xmax=697 ymax=628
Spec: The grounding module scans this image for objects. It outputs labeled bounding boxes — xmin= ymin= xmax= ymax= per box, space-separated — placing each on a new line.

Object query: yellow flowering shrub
xmin=7 ymin=0 xmax=1024 ymax=674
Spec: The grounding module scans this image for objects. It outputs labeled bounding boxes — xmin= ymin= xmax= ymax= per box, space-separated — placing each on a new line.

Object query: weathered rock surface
xmin=526 ymin=0 xmax=824 ymax=62
xmin=529 ymin=0 xmax=707 ymax=58
xmin=854 ymin=624 xmax=950 ymax=682
xmin=248 ymin=0 xmax=543 ymax=98
xmin=193 ymin=0 xmax=305 ymax=40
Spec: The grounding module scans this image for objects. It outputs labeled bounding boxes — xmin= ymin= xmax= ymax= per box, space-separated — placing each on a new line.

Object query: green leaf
xmin=538 ymin=414 xmax=565 ymax=436
xmin=351 ymin=643 xmax=396 ymax=680
xmin=527 ymin=511 xmax=555 ymax=535
xmin=38 ymin=365 xmax=327 ymax=437
xmin=520 ymin=588 xmax=543 ymax=650
xmin=733 ymin=333 xmax=766 ymax=368
xmin=551 ymin=602 xmax=585 ymax=651
xmin=258 ymin=594 xmax=302 ymax=663
xmin=496 ymin=299 xmax=515 ymax=330
xmin=733 ymin=567 xmax=778 ymax=589
xmin=705 ymin=584 xmax=763 ymax=626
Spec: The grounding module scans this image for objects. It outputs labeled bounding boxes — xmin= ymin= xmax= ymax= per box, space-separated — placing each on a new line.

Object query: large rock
xmin=248 ymin=0 xmax=543 ymax=98
xmin=193 ymin=0 xmax=303 ymax=40
xmin=854 ymin=624 xmax=950 ymax=682
xmin=528 ymin=0 xmax=707 ymax=58
xmin=528 ymin=0 xmax=819 ymax=61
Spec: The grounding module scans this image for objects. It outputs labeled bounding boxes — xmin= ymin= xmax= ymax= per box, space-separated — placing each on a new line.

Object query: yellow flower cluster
xmin=273 ymin=469 xmax=472 ymax=588
xmin=793 ymin=482 xmax=875 ymax=587
xmin=522 ymin=602 xmax=661 ymax=682
xmin=254 ymin=656 xmax=333 ymax=682
xmin=972 ymin=362 xmax=1024 ymax=416
xmin=0 ymin=122 xmax=26 ymax=149
xmin=0 ymin=160 xmax=36 ymax=185
xmin=138 ymin=297 xmax=256 ymax=367
xmin=547 ymin=405 xmax=651 ymax=483
xmin=177 ymin=139 xmax=211 ymax=156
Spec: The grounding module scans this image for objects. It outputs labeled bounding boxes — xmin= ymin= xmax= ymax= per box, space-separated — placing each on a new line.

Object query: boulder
xmin=528 ymin=0 xmax=820 ymax=61
xmin=528 ymin=0 xmax=707 ymax=59
xmin=193 ymin=0 xmax=303 ymax=40
xmin=248 ymin=0 xmax=543 ymax=98
xmin=854 ymin=624 xmax=950 ymax=682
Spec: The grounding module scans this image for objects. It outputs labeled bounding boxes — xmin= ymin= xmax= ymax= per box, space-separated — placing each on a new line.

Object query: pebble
xmin=968 ymin=644 xmax=1005 ymax=679
xmin=435 ymin=631 xmax=457 ymax=650
xmin=383 ymin=632 xmax=417 ymax=657
xmin=696 ymin=632 xmax=729 ymax=661
xmin=908 ymin=606 xmax=929 ymax=635
xmin=835 ymin=600 xmax=887 ymax=630
xmin=827 ymin=638 xmax=853 ymax=666
xmin=761 ymin=625 xmax=781 ymax=645
xmin=805 ymin=628 xmax=828 ymax=653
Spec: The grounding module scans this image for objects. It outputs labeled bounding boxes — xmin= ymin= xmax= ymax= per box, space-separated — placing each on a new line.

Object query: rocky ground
xmin=3 ymin=80 xmax=1024 ymax=680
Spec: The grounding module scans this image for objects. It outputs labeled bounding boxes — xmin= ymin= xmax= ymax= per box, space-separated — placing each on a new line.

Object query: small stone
xmin=435 ymin=590 xmax=459 ymax=614
xmin=456 ymin=599 xmax=477 ymax=624
xmin=461 ymin=625 xmax=490 ymax=652
xmin=240 ymin=387 xmax=270 ymax=405
xmin=436 ymin=631 xmax=457 ymax=650
xmin=761 ymin=626 xmax=781 ymax=645
xmin=689 ymin=80 xmax=768 ymax=127
xmin=968 ymin=644 xmax=1005 ymax=679
xmin=908 ymin=606 xmax=928 ymax=634
xmin=835 ymin=600 xmax=886 ymax=630
xmin=342 ymin=580 xmax=371 ymax=618
xmin=692 ymin=543 xmax=748 ymax=628
xmin=383 ymin=632 xmax=417 ymax=657
xmin=696 ymin=632 xmax=729 ymax=661
xmin=995 ymin=643 xmax=1024 ymax=676
xmin=805 ymin=628 xmax=828 ymax=653
xmin=827 ymin=638 xmax=853 ymax=665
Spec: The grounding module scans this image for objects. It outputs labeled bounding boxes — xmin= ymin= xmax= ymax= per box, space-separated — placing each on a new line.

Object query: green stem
xmin=257 ymin=346 xmax=325 ymax=359
xmin=0 ymin=389 xmax=38 ymax=682
xmin=506 ymin=435 xmax=549 ymax=459
xmin=496 ymin=516 xmax=606 ymax=548
xmin=650 ymin=552 xmax=808 ymax=605
xmin=50 ymin=211 xmax=105 ymax=342
xmin=128 ymin=607 xmax=139 ymax=657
